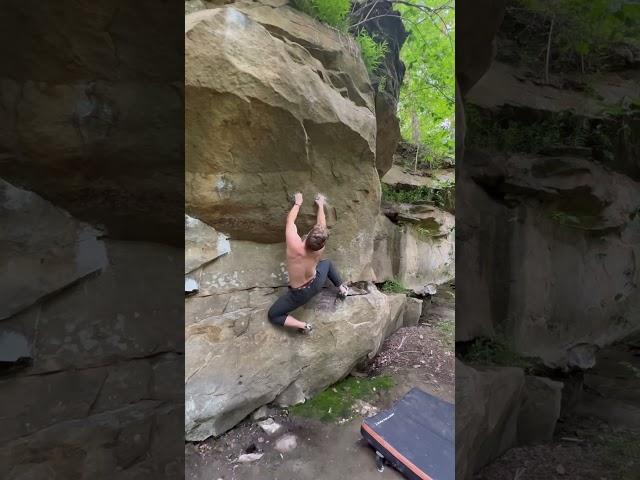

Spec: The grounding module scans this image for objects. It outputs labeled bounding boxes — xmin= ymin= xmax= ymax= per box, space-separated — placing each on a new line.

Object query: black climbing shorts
xmin=267 ymin=260 xmax=343 ymax=326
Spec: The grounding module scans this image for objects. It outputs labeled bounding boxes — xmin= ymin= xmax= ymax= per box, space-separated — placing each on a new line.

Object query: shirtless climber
xmin=267 ymin=192 xmax=349 ymax=333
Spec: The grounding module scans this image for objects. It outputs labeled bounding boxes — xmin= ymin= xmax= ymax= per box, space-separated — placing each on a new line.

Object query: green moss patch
xmin=290 ymin=375 xmax=394 ymax=422
xmin=379 ymin=279 xmax=408 ymax=294
xmin=462 ymin=337 xmax=541 ymax=372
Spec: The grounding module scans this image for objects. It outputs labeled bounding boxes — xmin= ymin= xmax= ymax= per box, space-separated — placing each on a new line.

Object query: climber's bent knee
xmin=268 ymin=306 xmax=287 ymax=326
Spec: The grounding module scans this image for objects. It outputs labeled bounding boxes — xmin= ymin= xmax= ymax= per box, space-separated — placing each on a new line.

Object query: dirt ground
xmin=475 ymin=415 xmax=640 ymax=480
xmin=476 ymin=334 xmax=640 ymax=480
xmin=185 ymin=288 xmax=455 ymax=480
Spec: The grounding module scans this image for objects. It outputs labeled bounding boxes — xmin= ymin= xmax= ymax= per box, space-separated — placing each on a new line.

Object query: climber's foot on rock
xmin=337 ymin=283 xmax=349 ymax=300
xmin=298 ymin=323 xmax=313 ymax=334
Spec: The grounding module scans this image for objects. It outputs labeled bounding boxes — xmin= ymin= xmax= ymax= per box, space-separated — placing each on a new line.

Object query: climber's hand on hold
xmin=315 ymin=193 xmax=326 ymax=207
xmin=293 ymin=192 xmax=303 ymax=206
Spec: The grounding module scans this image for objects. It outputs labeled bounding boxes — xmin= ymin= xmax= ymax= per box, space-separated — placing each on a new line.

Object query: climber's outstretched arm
xmin=315 ymin=193 xmax=326 ymax=227
xmin=286 ymin=192 xmax=304 ymax=249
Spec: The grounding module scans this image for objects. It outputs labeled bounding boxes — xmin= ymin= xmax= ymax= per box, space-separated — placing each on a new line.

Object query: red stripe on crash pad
xmin=362 ymin=423 xmax=433 ymax=480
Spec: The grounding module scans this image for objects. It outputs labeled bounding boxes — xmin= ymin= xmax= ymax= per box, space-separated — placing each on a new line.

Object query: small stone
xmin=275 ymin=434 xmax=298 ymax=453
xmin=258 ymin=437 xmax=265 ymax=443
xmin=556 ymin=465 xmax=566 ymax=475
xmin=236 ymin=453 xmax=264 ymax=463
xmin=252 ymin=406 xmax=269 ymax=421
xmin=258 ymin=418 xmax=281 ymax=435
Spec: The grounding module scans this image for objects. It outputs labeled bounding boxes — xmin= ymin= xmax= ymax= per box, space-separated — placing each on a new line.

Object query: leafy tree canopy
xmin=508 ymin=0 xmax=640 ymax=75
xmin=395 ymin=1 xmax=455 ymax=167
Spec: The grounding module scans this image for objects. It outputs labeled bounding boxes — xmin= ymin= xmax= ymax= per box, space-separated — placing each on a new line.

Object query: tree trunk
xmin=545 ymin=15 xmax=555 ymax=83
xmin=414 ymin=144 xmax=419 ymax=173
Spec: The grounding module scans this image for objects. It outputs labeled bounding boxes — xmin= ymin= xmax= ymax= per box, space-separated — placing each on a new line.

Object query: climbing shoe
xmin=298 ymin=323 xmax=313 ymax=334
xmin=336 ymin=283 xmax=349 ymax=301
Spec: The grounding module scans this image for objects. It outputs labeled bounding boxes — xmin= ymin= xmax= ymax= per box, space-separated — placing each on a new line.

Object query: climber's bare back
xmin=284 ymin=191 xmax=327 ymax=288
xmin=286 ymin=239 xmax=323 ymax=288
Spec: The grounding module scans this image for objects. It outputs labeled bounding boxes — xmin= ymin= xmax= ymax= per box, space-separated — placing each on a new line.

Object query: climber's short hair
xmin=305 ymin=224 xmax=328 ymax=251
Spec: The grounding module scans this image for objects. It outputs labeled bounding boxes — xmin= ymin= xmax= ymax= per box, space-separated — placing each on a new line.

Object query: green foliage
xmin=382 ymin=184 xmax=431 ymax=204
xmin=382 ymin=183 xmax=453 ymax=210
xmin=463 ymin=337 xmax=539 ymax=371
xmin=292 ymin=0 xmax=351 ymax=30
xmin=510 ymin=0 xmax=640 ymax=74
xmin=355 ymin=30 xmax=389 ymax=72
xmin=291 ymin=1 xmax=391 ymax=73
xmin=290 ymin=375 xmax=394 ymax=422
xmin=380 ymin=279 xmax=408 ymax=294
xmin=548 ymin=210 xmax=601 ymax=229
xmin=465 ymin=105 xmax=561 ymax=153
xmin=415 ymin=224 xmax=441 ymax=238
xmin=465 ymin=104 xmax=618 ymax=160
xmin=395 ymin=1 xmax=455 ymax=163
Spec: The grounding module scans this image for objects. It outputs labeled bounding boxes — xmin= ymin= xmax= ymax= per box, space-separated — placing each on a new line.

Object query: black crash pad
xmin=360 ymin=387 xmax=454 ymax=480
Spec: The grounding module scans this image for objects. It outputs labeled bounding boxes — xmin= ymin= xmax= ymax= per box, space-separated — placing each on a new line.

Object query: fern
xmin=292 ymin=0 xmax=351 ymax=31
xmin=356 ymin=30 xmax=389 ymax=72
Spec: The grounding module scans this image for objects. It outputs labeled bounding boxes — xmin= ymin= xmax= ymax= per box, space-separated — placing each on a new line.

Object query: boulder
xmin=404 ymin=297 xmax=423 ymax=327
xmin=0 ymin=179 xmax=107 ymax=320
xmin=185 ymin=7 xmax=381 ymax=281
xmin=3 ymin=240 xmax=183 ymax=375
xmin=382 ymin=164 xmax=454 ymax=189
xmin=373 ymin=205 xmax=455 ymax=290
xmin=456 ymin=361 xmax=524 ymax=480
xmin=396 ymin=223 xmax=455 ymax=290
xmin=575 ymin=335 xmax=640 ymax=429
xmin=517 ymin=376 xmax=563 ymax=445
xmin=185 ymin=215 xmax=230 ymax=274
xmin=185 ymin=287 xmax=407 ymax=440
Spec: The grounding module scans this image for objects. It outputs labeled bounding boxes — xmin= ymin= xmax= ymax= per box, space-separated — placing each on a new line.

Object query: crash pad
xmin=361 ymin=387 xmax=454 ymax=480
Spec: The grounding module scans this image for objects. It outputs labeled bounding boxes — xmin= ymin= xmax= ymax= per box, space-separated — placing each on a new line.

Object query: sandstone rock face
xmin=0 ymin=2 xmax=184 ymax=477
xmin=517 ymin=376 xmax=563 ymax=445
xmin=186 ymin=6 xmax=381 ymax=281
xmin=467 ymin=62 xmax=640 ymax=119
xmin=185 ymin=215 xmax=230 ymax=274
xmin=0 ymin=2 xmax=183 ymax=244
xmin=372 ymin=214 xmax=401 ymax=283
xmin=576 ymin=335 xmax=640 ymax=429
xmin=382 ymin=164 xmax=454 ymax=189
xmin=185 ymin=287 xmax=409 ymax=440
xmin=404 ymin=297 xmax=424 ymax=327
xmin=460 ymin=151 xmax=640 ymax=367
xmin=0 ymin=183 xmax=184 ymax=478
xmin=0 ymin=179 xmax=107 ymax=320
xmin=455 ymin=362 xmax=525 ymax=480
xmin=378 ymin=203 xmax=455 ymax=290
